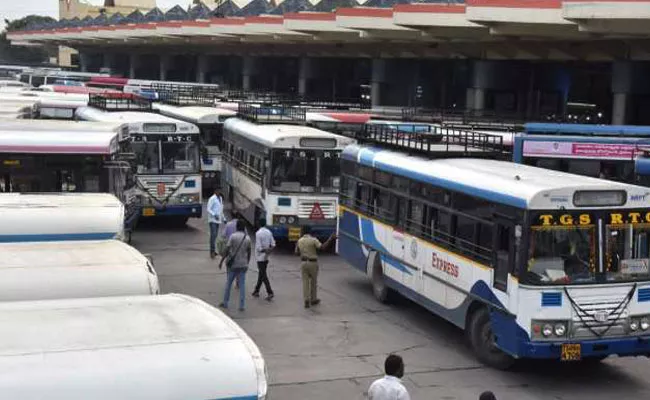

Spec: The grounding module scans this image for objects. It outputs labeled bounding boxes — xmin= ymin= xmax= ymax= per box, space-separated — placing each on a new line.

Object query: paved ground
xmin=133 ymin=214 xmax=650 ymax=400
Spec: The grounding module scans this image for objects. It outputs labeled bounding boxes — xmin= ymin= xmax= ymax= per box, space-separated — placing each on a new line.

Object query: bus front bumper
xmin=516 ymin=336 xmax=650 ymax=360
xmin=141 ymin=204 xmax=202 ymax=218
xmin=268 ymin=224 xmax=336 ymax=241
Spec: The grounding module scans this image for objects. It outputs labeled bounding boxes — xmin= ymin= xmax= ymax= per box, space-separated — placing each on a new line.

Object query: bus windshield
xmin=270 ymin=149 xmax=340 ymax=193
xmin=133 ymin=142 xmax=160 ymax=174
xmin=161 ymin=142 xmax=199 ymax=174
xmin=524 ymin=210 xmax=650 ymax=285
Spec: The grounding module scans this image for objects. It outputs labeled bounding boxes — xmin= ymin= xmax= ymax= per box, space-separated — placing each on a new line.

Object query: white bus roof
xmin=225 ymin=117 xmax=356 ymax=148
xmin=0 ymin=193 xmax=122 ymax=208
xmin=154 ymin=103 xmax=236 ymax=124
xmin=0 ymin=240 xmax=158 ymax=301
xmin=0 ymin=294 xmax=266 ymax=400
xmin=76 ymin=106 xmax=200 ymax=134
xmin=0 ymin=122 xmax=121 ymax=154
xmin=343 ymin=145 xmax=643 ymax=210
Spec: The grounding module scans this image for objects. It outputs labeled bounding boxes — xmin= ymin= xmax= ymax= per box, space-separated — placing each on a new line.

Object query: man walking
xmin=295 ymin=227 xmax=335 ymax=308
xmin=219 ymin=219 xmax=251 ymax=312
xmin=207 ymin=189 xmax=225 ymax=259
xmin=368 ymin=354 xmax=410 ymax=400
xmin=253 ymin=218 xmax=275 ymax=300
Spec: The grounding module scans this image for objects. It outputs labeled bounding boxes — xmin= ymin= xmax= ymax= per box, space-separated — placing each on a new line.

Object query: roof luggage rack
xmin=402 ymin=107 xmax=525 ymax=131
xmin=153 ymin=83 xmax=223 ymax=106
xmin=298 ymin=97 xmax=371 ymax=111
xmin=308 ymin=121 xmax=367 ymax=136
xmin=237 ymin=103 xmax=306 ymax=124
xmin=354 ymin=124 xmax=510 ymax=159
xmin=88 ymin=93 xmax=152 ymax=111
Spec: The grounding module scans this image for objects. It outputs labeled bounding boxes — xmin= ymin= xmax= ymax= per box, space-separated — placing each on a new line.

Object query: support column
xmin=102 ymin=53 xmax=116 ymax=74
xmin=79 ymin=52 xmax=89 ymax=73
xmin=160 ymin=55 xmax=170 ymax=81
xmin=242 ymin=56 xmax=254 ymax=91
xmin=196 ymin=54 xmax=208 ymax=83
xmin=298 ymin=57 xmax=312 ymax=98
xmin=129 ymin=54 xmax=140 ymax=79
xmin=467 ymin=60 xmax=489 ymax=113
xmin=611 ymin=61 xmax=633 ymax=125
xmin=371 ymin=58 xmax=386 ymax=108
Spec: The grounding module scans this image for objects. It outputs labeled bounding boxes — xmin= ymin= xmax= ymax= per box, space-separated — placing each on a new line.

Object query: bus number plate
xmin=143 ymin=207 xmax=156 ymax=217
xmin=288 ymin=227 xmax=301 ymax=242
xmin=561 ymin=343 xmax=581 ymax=361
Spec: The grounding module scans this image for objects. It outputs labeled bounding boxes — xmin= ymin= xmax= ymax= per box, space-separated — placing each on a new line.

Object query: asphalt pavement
xmin=132 ymin=213 xmax=650 ymax=400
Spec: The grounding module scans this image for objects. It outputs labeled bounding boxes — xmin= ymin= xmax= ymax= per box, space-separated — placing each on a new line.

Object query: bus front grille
xmin=570 ymin=301 xmax=629 ymax=339
xmin=298 ymin=199 xmax=337 ymax=219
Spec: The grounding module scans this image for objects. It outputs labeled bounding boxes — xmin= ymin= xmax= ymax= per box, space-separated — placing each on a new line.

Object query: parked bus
xmin=0 ymin=193 xmax=126 ymax=242
xmin=339 ymin=138 xmax=650 ymax=368
xmin=75 ymin=107 xmax=202 ymax=223
xmin=0 ymin=103 xmax=33 ymax=119
xmin=18 ymin=69 xmax=107 ymax=88
xmin=0 ymin=240 xmax=159 ymax=302
xmin=514 ymin=123 xmax=650 ymax=185
xmin=154 ymin=103 xmax=236 ymax=196
xmin=223 ymin=118 xmax=355 ymax=240
xmin=0 ymin=294 xmax=268 ymax=400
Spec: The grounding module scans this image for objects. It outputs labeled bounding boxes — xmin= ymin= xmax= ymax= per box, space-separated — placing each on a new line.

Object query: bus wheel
xmin=370 ymin=253 xmax=389 ymax=303
xmin=468 ymin=308 xmax=514 ymax=370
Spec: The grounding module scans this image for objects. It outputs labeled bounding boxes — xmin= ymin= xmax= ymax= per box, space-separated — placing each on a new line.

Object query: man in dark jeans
xmin=252 ymin=218 xmax=276 ymax=300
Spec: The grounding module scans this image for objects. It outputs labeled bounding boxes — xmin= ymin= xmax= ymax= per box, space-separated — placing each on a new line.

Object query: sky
xmin=1 ymin=0 xmax=195 ymax=31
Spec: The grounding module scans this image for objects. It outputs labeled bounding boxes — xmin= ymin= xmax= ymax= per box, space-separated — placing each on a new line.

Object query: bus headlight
xmin=179 ymin=194 xmax=200 ymax=204
xmin=287 ymin=216 xmax=296 ymax=224
xmin=630 ymin=320 xmax=639 ymax=331
xmin=532 ymin=320 xmax=570 ymax=340
xmin=542 ymin=324 xmax=553 ymax=337
xmin=554 ymin=323 xmax=567 ymax=337
xmin=279 ymin=216 xmax=287 ymax=224
xmin=641 ymin=318 xmax=650 ymax=331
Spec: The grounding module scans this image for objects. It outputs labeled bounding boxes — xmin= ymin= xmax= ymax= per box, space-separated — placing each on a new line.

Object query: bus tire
xmin=369 ymin=253 xmax=389 ymax=303
xmin=468 ymin=307 xmax=514 ymax=370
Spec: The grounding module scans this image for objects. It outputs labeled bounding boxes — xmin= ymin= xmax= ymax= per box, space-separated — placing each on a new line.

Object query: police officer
xmin=295 ymin=226 xmax=336 ymax=308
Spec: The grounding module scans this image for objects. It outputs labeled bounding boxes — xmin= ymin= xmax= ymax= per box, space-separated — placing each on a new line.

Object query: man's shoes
xmin=210 ymin=252 xmax=216 ymax=259
xmin=304 ymin=301 xmax=310 ymax=309
xmin=266 ymin=293 xmax=274 ymax=301
xmin=239 ymin=307 xmax=245 ymax=312
xmin=311 ymin=299 xmax=321 ymax=306
xmin=218 ymin=303 xmax=227 ymax=309
xmin=252 ymin=292 xmax=260 ymax=298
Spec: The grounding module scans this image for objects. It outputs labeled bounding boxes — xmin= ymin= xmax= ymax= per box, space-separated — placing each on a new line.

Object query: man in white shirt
xmin=252 ymin=218 xmax=276 ymax=300
xmin=368 ymin=354 xmax=410 ymax=400
xmin=207 ymin=189 xmax=225 ymax=259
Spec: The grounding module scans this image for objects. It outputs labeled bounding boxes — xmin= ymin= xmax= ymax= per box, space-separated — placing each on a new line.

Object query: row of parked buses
xmin=8 ymin=77 xmax=650 ymax=370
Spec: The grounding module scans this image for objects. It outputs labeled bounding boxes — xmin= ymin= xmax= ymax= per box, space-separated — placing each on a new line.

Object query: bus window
xmin=320 ymin=151 xmax=341 ymax=192
xmin=133 ymin=142 xmax=160 ymax=174
xmin=355 ymin=182 xmax=371 ymax=213
xmin=605 ymin=225 xmax=650 ymax=281
xmin=271 ymin=150 xmax=317 ymax=192
xmin=494 ymin=223 xmax=514 ymax=290
xmin=407 ymin=200 xmax=424 ymax=236
xmin=567 ymin=160 xmax=600 ymax=177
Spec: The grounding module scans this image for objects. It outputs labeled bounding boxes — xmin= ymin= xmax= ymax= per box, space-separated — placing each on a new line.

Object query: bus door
xmin=493 ymin=216 xmax=516 ymax=293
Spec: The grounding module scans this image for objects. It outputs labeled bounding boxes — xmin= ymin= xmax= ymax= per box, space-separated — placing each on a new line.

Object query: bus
xmin=0 ymin=103 xmax=33 ymax=119
xmin=0 ymin=239 xmax=159 ymax=302
xmin=223 ymin=118 xmax=356 ymax=240
xmin=75 ymin=106 xmax=202 ymax=223
xmin=338 ymin=138 xmax=650 ymax=367
xmin=0 ymin=294 xmax=268 ymax=400
xmin=154 ymin=103 xmax=236 ymax=197
xmin=18 ymin=69 xmax=108 ymax=88
xmin=0 ymin=193 xmax=126 ymax=242
xmin=514 ymin=123 xmax=650 ymax=185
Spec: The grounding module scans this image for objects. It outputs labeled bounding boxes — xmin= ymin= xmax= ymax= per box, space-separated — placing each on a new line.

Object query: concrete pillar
xmin=298 ymin=57 xmax=312 ymax=97
xmin=102 ymin=53 xmax=116 ymax=73
xmin=467 ymin=60 xmax=490 ymax=112
xmin=160 ymin=55 xmax=170 ymax=81
xmin=611 ymin=61 xmax=633 ymax=125
xmin=371 ymin=58 xmax=386 ymax=108
xmin=196 ymin=55 xmax=208 ymax=83
xmin=128 ymin=54 xmax=140 ymax=79
xmin=242 ymin=56 xmax=254 ymax=91
xmin=79 ymin=52 xmax=89 ymax=73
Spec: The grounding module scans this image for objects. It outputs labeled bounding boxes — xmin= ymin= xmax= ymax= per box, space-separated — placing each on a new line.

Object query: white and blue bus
xmin=339 ymin=143 xmax=650 ymax=367
xmin=514 ymin=123 xmax=650 ymax=185
xmin=223 ymin=118 xmax=355 ymax=241
xmin=75 ymin=107 xmax=202 ymax=223
xmin=154 ymin=103 xmax=236 ymax=197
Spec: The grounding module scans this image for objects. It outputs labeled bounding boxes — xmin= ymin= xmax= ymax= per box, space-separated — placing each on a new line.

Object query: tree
xmin=0 ymin=15 xmax=57 ymax=65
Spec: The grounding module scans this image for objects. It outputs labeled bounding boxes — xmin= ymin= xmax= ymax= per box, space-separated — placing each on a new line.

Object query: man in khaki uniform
xmin=295 ymin=226 xmax=336 ymax=308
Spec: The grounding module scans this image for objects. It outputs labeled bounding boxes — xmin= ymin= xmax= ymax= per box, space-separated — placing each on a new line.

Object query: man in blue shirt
xmin=207 ymin=189 xmax=225 ymax=259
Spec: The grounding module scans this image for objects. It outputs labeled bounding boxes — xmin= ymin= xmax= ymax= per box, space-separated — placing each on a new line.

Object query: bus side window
xmin=493 ymin=223 xmax=513 ymax=291
xmin=356 ymin=182 xmax=371 ymax=213
xmin=407 ymin=200 xmax=424 ymax=236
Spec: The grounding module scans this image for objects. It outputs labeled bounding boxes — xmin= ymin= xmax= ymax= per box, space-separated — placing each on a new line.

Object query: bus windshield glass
xmin=161 ymin=142 xmax=199 ymax=174
xmin=133 ymin=142 xmax=160 ymax=174
xmin=524 ymin=210 xmax=650 ymax=285
xmin=270 ymin=149 xmax=341 ymax=193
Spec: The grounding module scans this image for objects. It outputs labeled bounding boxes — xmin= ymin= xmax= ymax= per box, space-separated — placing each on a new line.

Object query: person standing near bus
xmin=295 ymin=227 xmax=336 ymax=308
xmin=219 ymin=219 xmax=251 ymax=312
xmin=368 ymin=354 xmax=410 ymax=400
xmin=252 ymin=218 xmax=275 ymax=300
xmin=207 ymin=189 xmax=225 ymax=259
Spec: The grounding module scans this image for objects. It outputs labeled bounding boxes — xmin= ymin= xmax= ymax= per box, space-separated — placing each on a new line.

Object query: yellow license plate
xmin=561 ymin=343 xmax=581 ymax=361
xmin=142 ymin=207 xmax=156 ymax=217
xmin=288 ymin=227 xmax=302 ymax=241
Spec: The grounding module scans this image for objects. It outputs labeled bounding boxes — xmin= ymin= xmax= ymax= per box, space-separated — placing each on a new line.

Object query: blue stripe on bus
xmin=0 ymin=232 xmax=116 ymax=243
xmin=360 ymin=217 xmax=412 ymax=275
xmin=352 ymin=146 xmax=527 ymax=209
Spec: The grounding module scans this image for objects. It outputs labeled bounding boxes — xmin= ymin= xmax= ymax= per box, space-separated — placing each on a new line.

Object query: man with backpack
xmin=219 ymin=219 xmax=251 ymax=312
